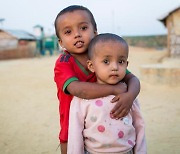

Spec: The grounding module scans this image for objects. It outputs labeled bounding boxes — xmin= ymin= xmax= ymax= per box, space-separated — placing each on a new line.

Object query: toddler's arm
xmin=67 ymin=97 xmax=86 ymax=154
xmin=131 ymin=99 xmax=147 ymax=154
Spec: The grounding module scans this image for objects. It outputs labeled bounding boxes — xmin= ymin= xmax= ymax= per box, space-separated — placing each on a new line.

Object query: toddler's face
xmin=56 ymin=10 xmax=97 ymax=55
xmin=88 ymin=41 xmax=128 ymax=85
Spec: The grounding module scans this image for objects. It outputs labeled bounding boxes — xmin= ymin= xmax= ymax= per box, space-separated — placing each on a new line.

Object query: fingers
xmin=111 ymin=96 xmax=120 ymax=103
xmin=110 ymin=100 xmax=121 ymax=115
xmin=111 ymin=105 xmax=129 ymax=119
xmin=110 ymin=94 xmax=131 ymax=119
xmin=111 ymin=109 xmax=127 ymax=119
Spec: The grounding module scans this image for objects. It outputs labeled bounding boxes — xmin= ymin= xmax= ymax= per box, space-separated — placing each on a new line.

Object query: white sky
xmin=0 ymin=0 xmax=180 ymax=36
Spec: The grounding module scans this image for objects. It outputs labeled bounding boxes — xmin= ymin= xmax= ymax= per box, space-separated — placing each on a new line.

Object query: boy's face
xmin=56 ymin=10 xmax=97 ymax=55
xmin=88 ymin=41 xmax=128 ymax=85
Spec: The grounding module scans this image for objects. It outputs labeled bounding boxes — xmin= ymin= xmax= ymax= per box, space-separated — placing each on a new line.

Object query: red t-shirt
xmin=54 ymin=51 xmax=96 ymax=143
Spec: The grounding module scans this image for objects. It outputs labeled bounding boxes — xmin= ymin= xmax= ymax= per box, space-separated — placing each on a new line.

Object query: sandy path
xmin=0 ymin=57 xmax=60 ymax=154
xmin=0 ymin=47 xmax=179 ymax=154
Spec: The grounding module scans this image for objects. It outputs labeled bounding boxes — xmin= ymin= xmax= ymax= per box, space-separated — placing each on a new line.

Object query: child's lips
xmin=109 ymin=74 xmax=118 ymax=78
xmin=74 ymin=41 xmax=84 ymax=48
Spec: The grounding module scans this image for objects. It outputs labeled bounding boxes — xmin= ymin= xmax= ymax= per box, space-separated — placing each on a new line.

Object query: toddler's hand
xmin=110 ymin=92 xmax=133 ymax=119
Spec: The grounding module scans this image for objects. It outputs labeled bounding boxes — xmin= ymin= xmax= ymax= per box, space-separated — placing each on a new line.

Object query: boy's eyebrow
xmin=79 ymin=21 xmax=89 ymax=25
xmin=61 ymin=26 xmax=71 ymax=31
xmin=61 ymin=21 xmax=89 ymax=31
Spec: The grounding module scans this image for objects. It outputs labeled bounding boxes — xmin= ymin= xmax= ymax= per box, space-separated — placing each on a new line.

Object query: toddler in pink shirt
xmin=68 ymin=33 xmax=146 ymax=154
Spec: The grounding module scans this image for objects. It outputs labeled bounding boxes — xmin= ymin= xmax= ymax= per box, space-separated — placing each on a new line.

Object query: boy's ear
xmin=94 ymin=31 xmax=98 ymax=35
xmin=58 ymin=39 xmax=64 ymax=48
xmin=87 ymin=60 xmax=95 ymax=73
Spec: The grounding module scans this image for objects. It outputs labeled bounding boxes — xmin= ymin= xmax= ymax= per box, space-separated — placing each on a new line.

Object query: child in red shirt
xmin=54 ymin=5 xmax=140 ymax=154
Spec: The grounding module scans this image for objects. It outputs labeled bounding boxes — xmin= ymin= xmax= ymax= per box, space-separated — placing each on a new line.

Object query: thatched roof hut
xmin=159 ymin=6 xmax=180 ymax=58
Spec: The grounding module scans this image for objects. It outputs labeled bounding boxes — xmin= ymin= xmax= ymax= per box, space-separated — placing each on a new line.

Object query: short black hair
xmin=88 ymin=33 xmax=128 ymax=59
xmin=54 ymin=5 xmax=97 ymax=39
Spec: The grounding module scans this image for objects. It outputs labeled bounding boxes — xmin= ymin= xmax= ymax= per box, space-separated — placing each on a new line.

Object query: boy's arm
xmin=123 ymin=73 xmax=140 ymax=100
xmin=67 ymin=81 xmax=127 ymax=99
xmin=110 ymin=73 xmax=140 ymax=119
xmin=54 ymin=55 xmax=126 ymax=100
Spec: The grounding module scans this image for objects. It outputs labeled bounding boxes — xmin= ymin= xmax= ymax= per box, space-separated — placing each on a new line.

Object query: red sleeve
xmin=54 ymin=55 xmax=78 ymax=95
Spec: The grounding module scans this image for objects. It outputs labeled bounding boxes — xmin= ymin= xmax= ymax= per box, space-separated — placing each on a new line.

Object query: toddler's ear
xmin=87 ymin=60 xmax=95 ymax=72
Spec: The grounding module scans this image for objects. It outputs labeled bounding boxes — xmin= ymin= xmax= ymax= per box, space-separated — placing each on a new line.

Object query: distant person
xmin=54 ymin=5 xmax=141 ymax=154
xmin=68 ymin=33 xmax=146 ymax=154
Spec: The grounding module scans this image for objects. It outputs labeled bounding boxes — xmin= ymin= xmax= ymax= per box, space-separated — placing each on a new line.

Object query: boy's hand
xmin=110 ymin=92 xmax=134 ymax=119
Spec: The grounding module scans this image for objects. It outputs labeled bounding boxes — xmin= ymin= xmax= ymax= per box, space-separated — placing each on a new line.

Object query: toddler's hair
xmin=88 ymin=33 xmax=128 ymax=59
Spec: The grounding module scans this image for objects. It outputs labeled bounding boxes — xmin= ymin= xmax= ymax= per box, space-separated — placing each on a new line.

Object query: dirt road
xmin=0 ymin=47 xmax=179 ymax=154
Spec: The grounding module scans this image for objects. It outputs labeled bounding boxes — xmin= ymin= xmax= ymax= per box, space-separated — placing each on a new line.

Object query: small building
xmin=33 ymin=25 xmax=59 ymax=55
xmin=0 ymin=29 xmax=37 ymax=60
xmin=159 ymin=6 xmax=180 ymax=58
xmin=140 ymin=6 xmax=180 ymax=86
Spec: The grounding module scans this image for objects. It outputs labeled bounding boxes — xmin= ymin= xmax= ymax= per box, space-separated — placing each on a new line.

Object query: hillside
xmin=123 ymin=35 xmax=167 ymax=49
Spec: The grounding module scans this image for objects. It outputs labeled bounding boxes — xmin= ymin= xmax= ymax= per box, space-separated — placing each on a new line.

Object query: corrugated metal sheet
xmin=2 ymin=29 xmax=37 ymax=40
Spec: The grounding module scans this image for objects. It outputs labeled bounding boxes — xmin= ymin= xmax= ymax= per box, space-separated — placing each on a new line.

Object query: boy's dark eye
xmin=81 ymin=26 xmax=88 ymax=31
xmin=65 ymin=30 xmax=71 ymax=35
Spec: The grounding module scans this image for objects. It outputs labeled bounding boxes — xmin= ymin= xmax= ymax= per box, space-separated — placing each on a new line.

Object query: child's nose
xmin=111 ymin=63 xmax=118 ymax=71
xmin=74 ymin=30 xmax=81 ymax=38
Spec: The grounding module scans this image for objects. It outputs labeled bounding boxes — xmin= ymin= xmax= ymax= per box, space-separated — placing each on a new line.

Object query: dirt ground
xmin=0 ymin=47 xmax=180 ymax=154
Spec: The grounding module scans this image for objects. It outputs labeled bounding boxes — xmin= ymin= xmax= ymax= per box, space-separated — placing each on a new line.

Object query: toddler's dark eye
xmin=103 ymin=59 xmax=109 ymax=64
xmin=119 ymin=60 xmax=124 ymax=64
